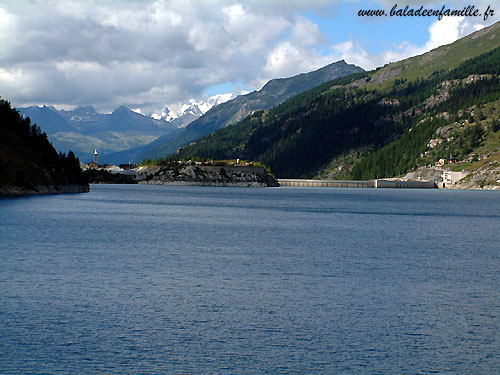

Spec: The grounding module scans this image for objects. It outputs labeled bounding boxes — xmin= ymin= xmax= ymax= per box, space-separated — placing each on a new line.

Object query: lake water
xmin=1 ymin=184 xmax=499 ymax=374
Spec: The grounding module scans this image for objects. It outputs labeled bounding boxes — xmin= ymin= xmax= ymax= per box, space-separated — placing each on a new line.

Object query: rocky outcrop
xmin=453 ymin=165 xmax=500 ymax=190
xmin=402 ymin=164 xmax=500 ymax=190
xmin=139 ymin=164 xmax=279 ymax=187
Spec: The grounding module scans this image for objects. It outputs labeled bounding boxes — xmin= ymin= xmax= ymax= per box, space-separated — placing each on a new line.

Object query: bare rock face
xmin=139 ymin=164 xmax=279 ymax=187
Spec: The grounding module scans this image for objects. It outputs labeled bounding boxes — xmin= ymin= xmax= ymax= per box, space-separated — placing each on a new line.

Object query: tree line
xmin=0 ymin=99 xmax=85 ymax=188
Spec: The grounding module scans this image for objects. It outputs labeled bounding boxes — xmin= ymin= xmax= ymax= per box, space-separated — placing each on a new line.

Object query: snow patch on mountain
xmin=151 ymin=93 xmax=234 ymax=128
xmin=152 ymin=107 xmax=179 ymax=122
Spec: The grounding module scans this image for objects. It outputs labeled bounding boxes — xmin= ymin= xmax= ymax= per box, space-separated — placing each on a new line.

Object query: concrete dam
xmin=278 ymin=179 xmax=437 ymax=189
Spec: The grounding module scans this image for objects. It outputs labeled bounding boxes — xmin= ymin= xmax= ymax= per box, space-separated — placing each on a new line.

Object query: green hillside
xmin=0 ymin=99 xmax=88 ymax=196
xmin=164 ymin=21 xmax=500 ymax=187
xmin=366 ymin=21 xmax=500 ymax=90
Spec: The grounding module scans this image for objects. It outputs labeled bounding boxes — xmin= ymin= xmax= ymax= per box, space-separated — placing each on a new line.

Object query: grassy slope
xmin=365 ymin=21 xmax=500 ymax=91
xmin=424 ymin=99 xmax=500 ymax=188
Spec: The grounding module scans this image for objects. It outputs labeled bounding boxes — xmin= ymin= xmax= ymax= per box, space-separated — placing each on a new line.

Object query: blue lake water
xmin=1 ymin=184 xmax=499 ymax=374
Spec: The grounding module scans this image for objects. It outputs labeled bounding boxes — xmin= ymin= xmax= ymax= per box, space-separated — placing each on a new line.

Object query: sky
xmin=0 ymin=0 xmax=497 ymax=116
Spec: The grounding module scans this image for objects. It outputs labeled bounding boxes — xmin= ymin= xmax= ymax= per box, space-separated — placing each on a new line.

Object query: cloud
xmin=331 ymin=15 xmax=492 ymax=71
xmin=426 ymin=16 xmax=466 ymax=49
xmin=0 ymin=0 xmax=339 ymax=114
xmin=290 ymin=16 xmax=325 ymax=47
xmin=0 ymin=0 xmax=496 ymax=115
xmin=264 ymin=42 xmax=319 ymax=78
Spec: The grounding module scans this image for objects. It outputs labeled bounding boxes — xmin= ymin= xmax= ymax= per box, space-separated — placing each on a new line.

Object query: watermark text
xmin=358 ymin=4 xmax=495 ymax=21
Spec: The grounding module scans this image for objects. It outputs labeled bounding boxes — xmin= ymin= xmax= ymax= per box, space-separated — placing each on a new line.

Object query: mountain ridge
xmin=17 ymin=104 xmax=179 ymax=163
xmin=132 ymin=60 xmax=365 ymax=161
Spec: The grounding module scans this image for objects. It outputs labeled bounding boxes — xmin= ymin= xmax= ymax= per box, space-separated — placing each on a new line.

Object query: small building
xmin=87 ymin=161 xmax=98 ymax=170
xmin=119 ymin=163 xmax=137 ymax=170
xmin=435 ymin=158 xmax=445 ymax=167
xmin=442 ymin=170 xmax=468 ymax=187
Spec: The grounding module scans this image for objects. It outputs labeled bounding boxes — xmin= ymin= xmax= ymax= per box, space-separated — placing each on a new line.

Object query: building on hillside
xmin=85 ymin=149 xmax=99 ymax=169
xmin=119 ymin=163 xmax=137 ymax=170
xmin=443 ymin=170 xmax=468 ymax=187
xmin=435 ymin=158 xmax=445 ymax=167
xmin=87 ymin=161 xmax=98 ymax=169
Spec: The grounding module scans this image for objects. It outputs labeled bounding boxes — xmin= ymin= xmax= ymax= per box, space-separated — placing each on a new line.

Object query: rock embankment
xmin=453 ymin=165 xmax=500 ymax=190
xmin=0 ymin=184 xmax=90 ymax=198
xmin=139 ymin=164 xmax=279 ymax=187
xmin=403 ymin=164 xmax=500 ymax=190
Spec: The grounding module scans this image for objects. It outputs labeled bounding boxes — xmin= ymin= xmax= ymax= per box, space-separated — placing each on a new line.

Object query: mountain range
xmin=18 ymin=60 xmax=362 ymax=165
xmin=128 ymin=60 xmax=364 ymax=162
xmin=14 ymin=20 xmax=500 ymax=190
xmin=153 ymin=94 xmax=234 ymax=128
xmin=17 ymin=105 xmax=174 ymax=163
xmin=16 ymin=93 xmax=235 ymax=163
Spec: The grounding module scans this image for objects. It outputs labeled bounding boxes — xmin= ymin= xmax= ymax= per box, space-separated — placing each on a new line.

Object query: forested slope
xmin=167 ymin=23 xmax=500 ymax=185
xmin=0 ymin=99 xmax=88 ymax=196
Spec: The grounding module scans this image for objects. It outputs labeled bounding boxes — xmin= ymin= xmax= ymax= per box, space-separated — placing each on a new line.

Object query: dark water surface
xmin=1 ymin=184 xmax=499 ymax=374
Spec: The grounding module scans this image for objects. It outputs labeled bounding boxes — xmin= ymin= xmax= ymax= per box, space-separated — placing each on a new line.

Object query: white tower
xmin=94 ymin=149 xmax=98 ymax=164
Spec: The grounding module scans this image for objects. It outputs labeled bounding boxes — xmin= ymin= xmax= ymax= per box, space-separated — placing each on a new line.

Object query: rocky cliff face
xmin=139 ymin=164 xmax=279 ymax=187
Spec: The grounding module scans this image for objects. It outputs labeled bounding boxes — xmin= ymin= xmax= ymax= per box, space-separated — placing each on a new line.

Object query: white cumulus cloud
xmin=0 ymin=0 xmax=337 ymax=114
xmin=330 ymin=15 xmax=492 ymax=71
xmin=0 ymin=0 xmax=496 ymax=115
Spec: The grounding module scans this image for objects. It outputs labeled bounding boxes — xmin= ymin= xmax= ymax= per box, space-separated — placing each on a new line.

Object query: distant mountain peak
xmin=154 ymin=107 xmax=179 ymax=122
xmin=180 ymin=103 xmax=203 ymax=117
xmin=111 ymin=105 xmax=133 ymax=116
xmin=163 ymin=108 xmax=178 ymax=122
xmin=42 ymin=105 xmax=58 ymax=112
xmin=78 ymin=105 xmax=97 ymax=113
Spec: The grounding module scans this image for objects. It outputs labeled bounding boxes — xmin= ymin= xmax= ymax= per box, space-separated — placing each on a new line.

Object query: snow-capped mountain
xmin=187 ymin=93 xmax=233 ymax=115
xmin=179 ymin=103 xmax=204 ymax=117
xmin=152 ymin=93 xmax=234 ymax=128
xmin=152 ymin=107 xmax=179 ymax=122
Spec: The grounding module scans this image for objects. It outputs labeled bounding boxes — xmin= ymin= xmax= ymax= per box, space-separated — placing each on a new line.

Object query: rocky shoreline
xmin=138 ymin=164 xmax=279 ymax=187
xmin=0 ymin=184 xmax=90 ymax=198
xmin=403 ymin=166 xmax=500 ymax=190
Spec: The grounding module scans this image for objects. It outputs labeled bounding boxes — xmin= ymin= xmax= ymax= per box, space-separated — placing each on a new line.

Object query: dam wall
xmin=374 ymin=179 xmax=436 ymax=189
xmin=278 ymin=179 xmax=375 ymax=188
xmin=278 ymin=179 xmax=436 ymax=189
